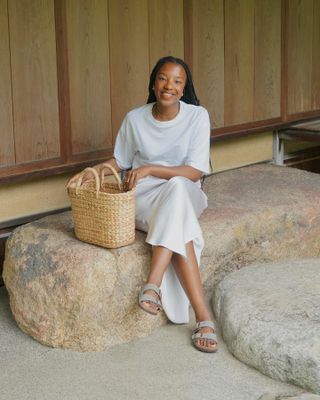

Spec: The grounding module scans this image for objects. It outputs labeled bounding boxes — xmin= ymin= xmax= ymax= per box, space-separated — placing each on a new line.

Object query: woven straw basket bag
xmin=68 ymin=164 xmax=135 ymax=248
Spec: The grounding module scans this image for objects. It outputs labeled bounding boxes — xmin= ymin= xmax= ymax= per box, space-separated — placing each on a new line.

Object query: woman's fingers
xmin=124 ymin=171 xmax=137 ymax=190
xmin=127 ymin=171 xmax=135 ymax=190
xmin=124 ymin=166 xmax=151 ymax=190
xmin=65 ymin=174 xmax=79 ymax=188
xmin=65 ymin=171 xmax=94 ymax=188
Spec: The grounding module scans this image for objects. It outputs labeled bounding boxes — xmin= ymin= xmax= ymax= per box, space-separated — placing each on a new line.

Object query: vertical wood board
xmin=287 ymin=0 xmax=313 ymax=114
xmin=254 ymin=0 xmax=281 ymax=120
xmin=148 ymin=0 xmax=184 ymax=69
xmin=109 ymin=0 xmax=149 ymax=140
xmin=225 ymin=0 xmax=255 ymax=125
xmin=312 ymin=0 xmax=320 ymax=110
xmin=189 ymin=0 xmax=224 ymax=128
xmin=0 ymin=0 xmax=15 ymax=167
xmin=66 ymin=0 xmax=112 ymax=155
xmin=9 ymin=0 xmax=60 ymax=163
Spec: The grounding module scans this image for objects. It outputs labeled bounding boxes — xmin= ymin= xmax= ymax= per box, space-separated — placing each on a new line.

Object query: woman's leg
xmin=140 ymin=245 xmax=173 ymax=313
xmin=172 ymin=241 xmax=217 ymax=351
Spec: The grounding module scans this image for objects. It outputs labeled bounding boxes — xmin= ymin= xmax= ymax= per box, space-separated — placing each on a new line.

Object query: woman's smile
xmin=153 ymin=62 xmax=186 ymax=109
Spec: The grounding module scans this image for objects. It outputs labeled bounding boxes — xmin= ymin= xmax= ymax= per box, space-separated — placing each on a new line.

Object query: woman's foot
xmin=138 ymin=283 xmax=162 ymax=315
xmin=192 ymin=320 xmax=218 ymax=353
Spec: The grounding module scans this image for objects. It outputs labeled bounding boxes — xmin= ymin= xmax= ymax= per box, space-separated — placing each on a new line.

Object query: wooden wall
xmin=0 ymin=0 xmax=319 ymax=182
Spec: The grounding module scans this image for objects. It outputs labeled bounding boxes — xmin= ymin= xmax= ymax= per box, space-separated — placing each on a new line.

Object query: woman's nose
xmin=164 ymin=79 xmax=173 ymax=89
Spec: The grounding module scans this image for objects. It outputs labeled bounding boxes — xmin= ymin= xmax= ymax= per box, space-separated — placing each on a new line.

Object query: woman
xmin=67 ymin=56 xmax=217 ymax=353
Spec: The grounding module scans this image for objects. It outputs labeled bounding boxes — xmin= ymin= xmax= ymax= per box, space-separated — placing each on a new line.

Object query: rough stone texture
xmin=258 ymin=394 xmax=320 ymax=400
xmin=3 ymin=164 xmax=320 ymax=351
xmin=3 ymin=218 xmax=167 ymax=351
xmin=213 ymin=260 xmax=320 ymax=394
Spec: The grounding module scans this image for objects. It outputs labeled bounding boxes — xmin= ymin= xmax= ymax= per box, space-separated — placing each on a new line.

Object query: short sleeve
xmin=113 ymin=114 xmax=135 ymax=170
xmin=185 ymin=108 xmax=211 ymax=174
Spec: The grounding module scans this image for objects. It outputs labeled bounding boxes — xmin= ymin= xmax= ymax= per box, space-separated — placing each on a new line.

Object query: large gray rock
xmin=3 ymin=164 xmax=320 ymax=351
xmin=213 ymin=260 xmax=320 ymax=394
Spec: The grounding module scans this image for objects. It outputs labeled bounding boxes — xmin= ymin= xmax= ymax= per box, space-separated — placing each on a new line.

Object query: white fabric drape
xmin=135 ymin=176 xmax=208 ymax=323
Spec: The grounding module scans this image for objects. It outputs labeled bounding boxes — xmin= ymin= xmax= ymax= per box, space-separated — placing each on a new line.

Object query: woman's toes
xmin=142 ymin=301 xmax=156 ymax=312
xmin=209 ymin=340 xmax=217 ymax=349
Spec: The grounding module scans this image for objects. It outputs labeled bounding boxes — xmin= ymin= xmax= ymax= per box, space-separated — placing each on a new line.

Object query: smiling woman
xmin=67 ymin=56 xmax=217 ymax=354
xmin=151 ymin=62 xmax=186 ymax=120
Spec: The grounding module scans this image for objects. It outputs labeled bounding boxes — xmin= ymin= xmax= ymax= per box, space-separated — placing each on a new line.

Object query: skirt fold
xmin=135 ymin=176 xmax=207 ymax=323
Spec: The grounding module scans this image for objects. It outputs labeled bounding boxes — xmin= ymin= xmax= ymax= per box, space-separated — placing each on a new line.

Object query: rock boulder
xmin=213 ymin=260 xmax=320 ymax=394
xmin=3 ymin=164 xmax=320 ymax=351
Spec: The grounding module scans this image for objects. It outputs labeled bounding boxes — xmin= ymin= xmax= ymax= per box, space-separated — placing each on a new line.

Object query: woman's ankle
xmin=146 ymin=275 xmax=162 ymax=288
xmin=194 ymin=309 xmax=212 ymax=322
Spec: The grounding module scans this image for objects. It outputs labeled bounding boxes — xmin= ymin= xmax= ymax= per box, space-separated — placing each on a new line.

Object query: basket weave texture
xmin=68 ymin=165 xmax=135 ymax=248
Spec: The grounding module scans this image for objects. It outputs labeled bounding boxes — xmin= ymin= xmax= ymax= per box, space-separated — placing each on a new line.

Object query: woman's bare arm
xmin=125 ymin=164 xmax=203 ymax=190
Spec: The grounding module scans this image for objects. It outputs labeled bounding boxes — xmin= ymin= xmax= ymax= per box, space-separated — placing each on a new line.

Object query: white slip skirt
xmin=135 ymin=176 xmax=208 ymax=324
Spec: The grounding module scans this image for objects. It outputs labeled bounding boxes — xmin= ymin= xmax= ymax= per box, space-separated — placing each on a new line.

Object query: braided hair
xmin=147 ymin=56 xmax=200 ymax=106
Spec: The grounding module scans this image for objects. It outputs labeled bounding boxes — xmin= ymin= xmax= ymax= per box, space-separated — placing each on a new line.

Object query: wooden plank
xmin=312 ymin=0 xmax=320 ymax=110
xmin=8 ymin=0 xmax=60 ymax=163
xmin=148 ymin=0 xmax=184 ymax=68
xmin=189 ymin=0 xmax=224 ymax=128
xmin=0 ymin=0 xmax=15 ymax=167
xmin=66 ymin=0 xmax=112 ymax=155
xmin=281 ymin=0 xmax=288 ymax=122
xmin=225 ymin=0 xmax=255 ymax=125
xmin=287 ymin=0 xmax=313 ymax=115
xmin=109 ymin=0 xmax=149 ymax=140
xmin=54 ymin=0 xmax=72 ymax=163
xmin=254 ymin=0 xmax=281 ymax=121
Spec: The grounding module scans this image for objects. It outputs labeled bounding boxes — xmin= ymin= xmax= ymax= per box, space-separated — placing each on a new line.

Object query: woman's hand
xmin=124 ymin=166 xmax=152 ymax=190
xmin=65 ymin=170 xmax=94 ymax=189
xmin=65 ymin=158 xmax=121 ymax=189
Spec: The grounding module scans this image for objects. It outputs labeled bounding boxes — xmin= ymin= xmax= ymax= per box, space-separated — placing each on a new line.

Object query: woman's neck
xmin=152 ymin=102 xmax=180 ymax=121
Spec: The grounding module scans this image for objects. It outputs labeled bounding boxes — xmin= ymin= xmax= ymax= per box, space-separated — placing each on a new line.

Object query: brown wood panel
xmin=312 ymin=0 xmax=320 ymax=110
xmin=254 ymin=0 xmax=281 ymax=121
xmin=8 ymin=0 xmax=60 ymax=163
xmin=149 ymin=0 xmax=184 ymax=68
xmin=66 ymin=0 xmax=112 ymax=155
xmin=188 ymin=0 xmax=224 ymax=128
xmin=287 ymin=0 xmax=313 ymax=115
xmin=109 ymin=0 xmax=149 ymax=140
xmin=54 ymin=0 xmax=72 ymax=164
xmin=0 ymin=0 xmax=15 ymax=167
xmin=225 ymin=0 xmax=255 ymax=125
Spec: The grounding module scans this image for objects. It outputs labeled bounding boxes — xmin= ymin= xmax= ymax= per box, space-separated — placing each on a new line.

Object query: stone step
xmin=213 ymin=259 xmax=320 ymax=395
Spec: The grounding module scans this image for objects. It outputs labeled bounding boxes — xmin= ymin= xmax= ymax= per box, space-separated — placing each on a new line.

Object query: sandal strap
xmin=139 ymin=293 xmax=162 ymax=309
xmin=140 ymin=283 xmax=162 ymax=298
xmin=192 ymin=332 xmax=217 ymax=342
xmin=194 ymin=320 xmax=215 ymax=331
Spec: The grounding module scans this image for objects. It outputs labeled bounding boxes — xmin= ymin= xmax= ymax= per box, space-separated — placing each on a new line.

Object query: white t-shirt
xmin=113 ymin=100 xmax=211 ymax=177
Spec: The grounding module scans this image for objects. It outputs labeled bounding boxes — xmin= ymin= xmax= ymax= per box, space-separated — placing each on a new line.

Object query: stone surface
xmin=213 ymin=260 xmax=320 ymax=394
xmin=0 ymin=286 xmax=303 ymax=400
xmin=258 ymin=394 xmax=320 ymax=400
xmin=3 ymin=217 xmax=167 ymax=351
xmin=3 ymin=164 xmax=320 ymax=351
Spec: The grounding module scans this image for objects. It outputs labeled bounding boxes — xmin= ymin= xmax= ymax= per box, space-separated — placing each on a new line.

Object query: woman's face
xmin=153 ymin=62 xmax=187 ymax=108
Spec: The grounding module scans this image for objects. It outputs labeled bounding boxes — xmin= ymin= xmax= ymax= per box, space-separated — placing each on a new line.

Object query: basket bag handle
xmin=100 ymin=163 xmax=122 ymax=190
xmin=75 ymin=167 xmax=100 ymax=198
